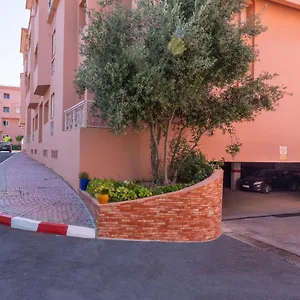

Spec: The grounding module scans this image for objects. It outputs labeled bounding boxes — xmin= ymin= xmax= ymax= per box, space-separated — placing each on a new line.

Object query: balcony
xmin=26 ymin=88 xmax=39 ymax=109
xmin=64 ymin=100 xmax=109 ymax=131
xmin=33 ymin=65 xmax=50 ymax=96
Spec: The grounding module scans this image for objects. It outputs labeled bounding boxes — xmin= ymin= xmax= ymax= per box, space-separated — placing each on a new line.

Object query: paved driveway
xmin=223 ymin=188 xmax=300 ymax=256
xmin=223 ymin=188 xmax=300 ymax=220
xmin=1 ymin=226 xmax=300 ymax=300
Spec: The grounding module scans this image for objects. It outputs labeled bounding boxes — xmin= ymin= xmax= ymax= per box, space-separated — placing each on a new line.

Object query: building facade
xmin=20 ymin=0 xmax=300 ymax=189
xmin=20 ymin=0 xmax=150 ymax=189
xmin=0 ymin=85 xmax=24 ymax=143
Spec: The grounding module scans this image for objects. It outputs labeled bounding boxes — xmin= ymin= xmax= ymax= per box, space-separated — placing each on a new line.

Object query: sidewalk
xmin=0 ymin=153 xmax=94 ymax=231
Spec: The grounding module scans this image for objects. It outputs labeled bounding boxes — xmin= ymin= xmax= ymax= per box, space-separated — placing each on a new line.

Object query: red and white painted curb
xmin=0 ymin=213 xmax=96 ymax=239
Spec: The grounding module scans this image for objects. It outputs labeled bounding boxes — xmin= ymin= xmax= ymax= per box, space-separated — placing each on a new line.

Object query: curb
xmin=0 ymin=213 xmax=96 ymax=239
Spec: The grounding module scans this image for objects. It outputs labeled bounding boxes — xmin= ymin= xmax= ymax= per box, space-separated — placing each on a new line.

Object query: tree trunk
xmin=150 ymin=123 xmax=161 ymax=183
xmin=162 ymin=111 xmax=175 ymax=185
xmin=168 ymin=125 xmax=186 ymax=181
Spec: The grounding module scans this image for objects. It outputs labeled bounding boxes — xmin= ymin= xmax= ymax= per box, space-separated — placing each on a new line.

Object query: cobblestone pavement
xmin=0 ymin=153 xmax=94 ymax=228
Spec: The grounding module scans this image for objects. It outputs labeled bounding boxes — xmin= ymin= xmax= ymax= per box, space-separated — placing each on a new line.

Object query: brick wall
xmin=79 ymin=169 xmax=223 ymax=242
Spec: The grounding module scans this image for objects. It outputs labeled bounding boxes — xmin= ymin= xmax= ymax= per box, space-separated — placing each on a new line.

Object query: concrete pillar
xmin=231 ymin=162 xmax=241 ymax=190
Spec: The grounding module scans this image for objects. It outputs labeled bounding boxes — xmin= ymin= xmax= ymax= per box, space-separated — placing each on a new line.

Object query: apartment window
xmin=44 ymin=101 xmax=49 ymax=124
xmin=51 ymin=150 xmax=58 ymax=159
xmin=3 ymin=107 xmax=9 ymax=113
xmin=50 ymin=121 xmax=54 ymax=136
xmin=52 ymin=31 xmax=56 ymax=57
xmin=43 ymin=149 xmax=48 ymax=157
xmin=51 ymin=58 xmax=55 ymax=75
xmin=3 ymin=93 xmax=10 ymax=99
xmin=3 ymin=121 xmax=8 ymax=127
xmin=50 ymin=93 xmax=55 ymax=119
xmin=15 ymin=107 xmax=20 ymax=114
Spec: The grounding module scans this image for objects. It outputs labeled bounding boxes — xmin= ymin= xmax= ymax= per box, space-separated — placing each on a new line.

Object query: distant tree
xmin=75 ymin=0 xmax=287 ymax=184
xmin=16 ymin=135 xmax=24 ymax=145
xmin=4 ymin=136 xmax=13 ymax=143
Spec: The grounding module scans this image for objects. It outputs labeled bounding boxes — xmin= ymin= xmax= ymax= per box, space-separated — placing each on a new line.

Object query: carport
xmin=222 ymin=161 xmax=300 ymax=220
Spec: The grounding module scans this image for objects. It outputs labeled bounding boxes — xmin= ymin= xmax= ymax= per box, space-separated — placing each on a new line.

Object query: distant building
xmin=0 ymin=85 xmax=24 ymax=143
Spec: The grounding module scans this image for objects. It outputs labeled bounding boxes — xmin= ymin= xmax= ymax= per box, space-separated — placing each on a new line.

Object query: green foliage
xmin=4 ymin=136 xmax=12 ymax=143
xmin=76 ymin=0 xmax=287 ymax=184
xmin=86 ymin=178 xmax=153 ymax=202
xmin=177 ymin=150 xmax=214 ymax=184
xmin=110 ymin=186 xmax=138 ymax=202
xmin=15 ymin=135 xmax=23 ymax=143
xmin=79 ymin=172 xmax=90 ymax=180
xmin=152 ymin=183 xmax=191 ymax=195
xmin=225 ymin=142 xmax=242 ymax=158
xmin=12 ymin=145 xmax=21 ymax=151
xmin=209 ymin=158 xmax=225 ymax=169
xmin=134 ymin=185 xmax=153 ymax=198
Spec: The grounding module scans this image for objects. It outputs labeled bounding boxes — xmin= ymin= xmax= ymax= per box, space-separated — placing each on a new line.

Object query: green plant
xmin=110 ymin=186 xmax=137 ymax=202
xmin=4 ymin=136 xmax=12 ymax=143
xmin=134 ymin=186 xmax=152 ymax=198
xmin=79 ymin=172 xmax=90 ymax=180
xmin=15 ymin=135 xmax=24 ymax=145
xmin=177 ymin=150 xmax=214 ymax=184
xmin=210 ymin=158 xmax=225 ymax=169
xmin=12 ymin=145 xmax=21 ymax=151
xmin=152 ymin=183 xmax=191 ymax=196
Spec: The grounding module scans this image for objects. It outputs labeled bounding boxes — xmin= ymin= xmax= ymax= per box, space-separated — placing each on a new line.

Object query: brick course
xmin=79 ymin=169 xmax=223 ymax=242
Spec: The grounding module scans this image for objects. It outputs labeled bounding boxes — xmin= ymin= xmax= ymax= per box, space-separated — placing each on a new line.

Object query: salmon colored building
xmin=20 ymin=0 xmax=300 ymax=189
xmin=0 ymin=85 xmax=24 ymax=143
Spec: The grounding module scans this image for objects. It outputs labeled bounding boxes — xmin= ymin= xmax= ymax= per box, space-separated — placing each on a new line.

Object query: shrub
xmin=177 ymin=150 xmax=214 ymax=184
xmin=86 ymin=179 xmax=152 ymax=202
xmin=12 ymin=145 xmax=21 ymax=151
xmin=152 ymin=183 xmax=191 ymax=195
xmin=79 ymin=172 xmax=90 ymax=180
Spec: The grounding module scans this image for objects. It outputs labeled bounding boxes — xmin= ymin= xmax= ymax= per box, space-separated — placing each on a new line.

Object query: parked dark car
xmin=240 ymin=169 xmax=300 ymax=194
xmin=0 ymin=142 xmax=12 ymax=153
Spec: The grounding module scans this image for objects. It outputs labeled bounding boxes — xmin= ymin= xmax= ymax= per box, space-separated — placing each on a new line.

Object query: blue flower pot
xmin=80 ymin=179 xmax=90 ymax=191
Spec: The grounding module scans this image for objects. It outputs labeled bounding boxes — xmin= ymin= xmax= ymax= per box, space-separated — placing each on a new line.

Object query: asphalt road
xmin=0 ymin=151 xmax=13 ymax=164
xmin=0 ymin=227 xmax=300 ymax=300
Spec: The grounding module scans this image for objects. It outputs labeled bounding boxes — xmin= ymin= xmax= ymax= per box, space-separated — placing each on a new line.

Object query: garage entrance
xmin=222 ymin=162 xmax=300 ymax=220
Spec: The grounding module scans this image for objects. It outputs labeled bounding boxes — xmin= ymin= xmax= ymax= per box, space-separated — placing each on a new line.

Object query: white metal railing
xmin=64 ymin=100 xmax=109 ymax=131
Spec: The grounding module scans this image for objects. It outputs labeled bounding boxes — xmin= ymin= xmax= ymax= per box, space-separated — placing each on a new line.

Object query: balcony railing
xmin=64 ymin=100 xmax=109 ymax=131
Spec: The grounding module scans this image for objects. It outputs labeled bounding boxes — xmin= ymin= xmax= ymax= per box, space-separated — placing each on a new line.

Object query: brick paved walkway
xmin=0 ymin=153 xmax=94 ymax=228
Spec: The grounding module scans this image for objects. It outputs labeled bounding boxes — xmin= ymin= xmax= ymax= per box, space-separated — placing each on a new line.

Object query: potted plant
xmin=96 ymin=188 xmax=110 ymax=204
xmin=79 ymin=172 xmax=90 ymax=191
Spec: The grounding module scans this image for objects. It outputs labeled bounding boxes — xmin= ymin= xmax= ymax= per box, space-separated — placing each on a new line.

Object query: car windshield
xmin=252 ymin=170 xmax=273 ymax=178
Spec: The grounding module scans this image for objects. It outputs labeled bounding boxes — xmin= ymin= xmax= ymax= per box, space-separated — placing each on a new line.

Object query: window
xmin=44 ymin=101 xmax=49 ymax=124
xmin=15 ymin=107 xmax=20 ymax=114
xmin=3 ymin=93 xmax=10 ymax=99
xmin=52 ymin=31 xmax=56 ymax=57
xmin=50 ymin=93 xmax=54 ymax=119
xmin=3 ymin=121 xmax=8 ymax=127
xmin=50 ymin=121 xmax=54 ymax=136
xmin=3 ymin=107 xmax=9 ymax=113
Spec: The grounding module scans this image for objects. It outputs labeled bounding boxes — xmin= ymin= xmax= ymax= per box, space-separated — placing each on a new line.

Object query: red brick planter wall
xmin=79 ymin=169 xmax=223 ymax=242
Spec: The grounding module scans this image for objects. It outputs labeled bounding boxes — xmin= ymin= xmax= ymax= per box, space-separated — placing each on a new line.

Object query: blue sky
xmin=0 ymin=1 xmax=29 ymax=86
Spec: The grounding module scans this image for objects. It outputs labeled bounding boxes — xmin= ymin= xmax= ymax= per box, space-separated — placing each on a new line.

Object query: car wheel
xmin=289 ymin=182 xmax=299 ymax=192
xmin=262 ymin=184 xmax=271 ymax=194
